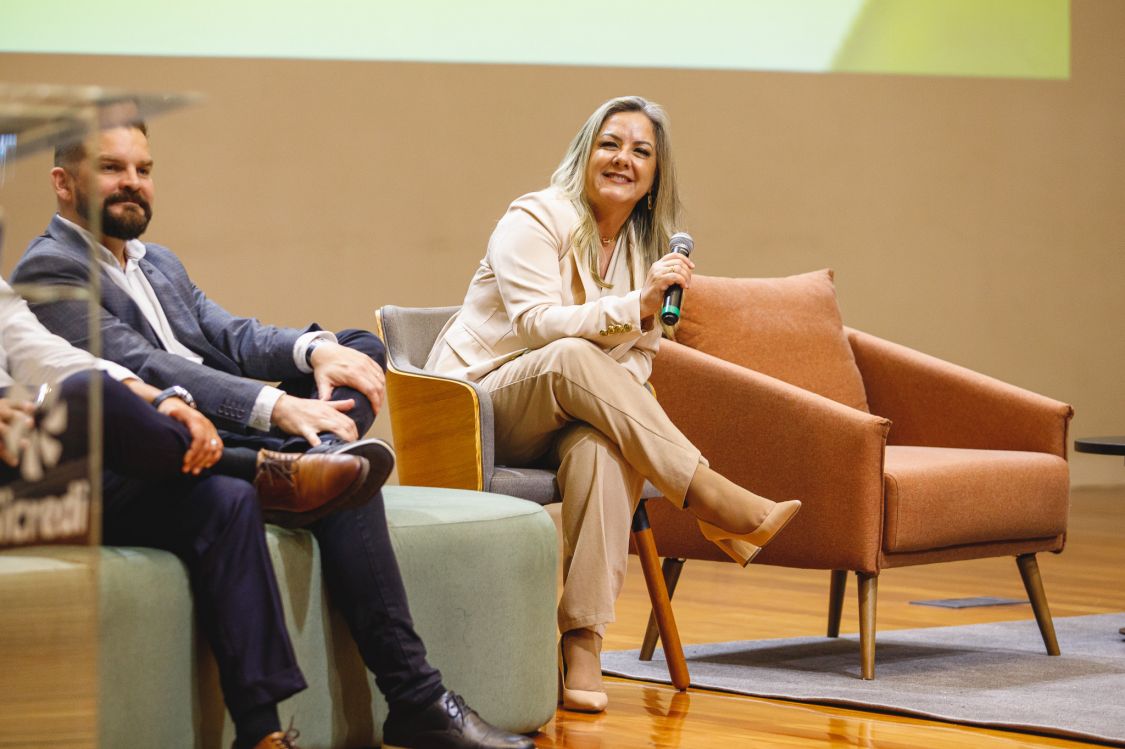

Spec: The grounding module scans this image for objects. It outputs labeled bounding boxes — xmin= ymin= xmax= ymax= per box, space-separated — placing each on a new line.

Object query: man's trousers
xmin=6 ymin=371 xmax=309 ymax=717
xmin=215 ymin=329 xmax=444 ymax=714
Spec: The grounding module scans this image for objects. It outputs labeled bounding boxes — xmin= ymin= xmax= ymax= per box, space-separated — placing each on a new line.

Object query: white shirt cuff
xmin=96 ymin=359 xmax=137 ymax=382
xmin=250 ymin=385 xmax=285 ymax=432
xmin=293 ymin=331 xmax=338 ymax=374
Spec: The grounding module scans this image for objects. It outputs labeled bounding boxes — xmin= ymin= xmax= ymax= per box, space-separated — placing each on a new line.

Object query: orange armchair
xmin=641 ymin=271 xmax=1072 ymax=679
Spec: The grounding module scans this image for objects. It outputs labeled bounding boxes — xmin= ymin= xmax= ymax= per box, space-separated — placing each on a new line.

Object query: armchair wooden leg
xmin=632 ymin=501 xmax=690 ymax=690
xmin=857 ymin=572 xmax=878 ymax=680
xmin=1016 ymin=553 xmax=1061 ymax=656
xmin=640 ymin=558 xmax=685 ymax=661
xmin=827 ymin=570 xmax=847 ymax=638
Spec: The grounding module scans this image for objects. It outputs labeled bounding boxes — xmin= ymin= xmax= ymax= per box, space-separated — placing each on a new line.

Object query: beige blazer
xmin=426 ymin=187 xmax=661 ymax=383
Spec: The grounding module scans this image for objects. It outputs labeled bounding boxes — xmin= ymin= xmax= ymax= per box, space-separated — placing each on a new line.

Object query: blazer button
xmin=623 ymin=323 xmax=632 ymax=332
xmin=599 ymin=329 xmax=607 ymax=336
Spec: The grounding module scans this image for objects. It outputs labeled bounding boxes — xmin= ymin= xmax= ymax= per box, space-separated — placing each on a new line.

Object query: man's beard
xmin=75 ymin=188 xmax=153 ymax=241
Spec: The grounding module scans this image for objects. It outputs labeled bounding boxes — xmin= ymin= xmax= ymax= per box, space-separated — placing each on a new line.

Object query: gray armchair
xmin=375 ymin=304 xmax=690 ymax=689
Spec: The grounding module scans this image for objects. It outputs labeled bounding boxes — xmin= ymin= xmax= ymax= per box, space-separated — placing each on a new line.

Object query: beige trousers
xmin=480 ymin=338 xmax=702 ymax=634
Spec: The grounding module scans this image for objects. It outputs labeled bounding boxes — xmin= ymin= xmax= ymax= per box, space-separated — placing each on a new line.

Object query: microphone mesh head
xmin=669 ymin=231 xmax=694 ymax=256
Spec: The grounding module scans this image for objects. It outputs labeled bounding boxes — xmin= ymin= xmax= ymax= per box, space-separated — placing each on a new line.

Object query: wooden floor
xmin=534 ymin=486 xmax=1125 ymax=748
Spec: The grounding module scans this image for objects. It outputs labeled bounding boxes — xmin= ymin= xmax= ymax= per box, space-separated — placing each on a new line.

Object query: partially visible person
xmin=426 ymin=96 xmax=802 ymax=713
xmin=0 ymin=272 xmax=315 ymax=749
xmin=0 ymin=280 xmax=221 ymax=483
xmin=14 ymin=121 xmax=533 ymax=749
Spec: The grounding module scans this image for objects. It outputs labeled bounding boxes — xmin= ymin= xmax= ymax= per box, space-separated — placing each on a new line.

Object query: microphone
xmin=660 ymin=232 xmax=694 ymax=325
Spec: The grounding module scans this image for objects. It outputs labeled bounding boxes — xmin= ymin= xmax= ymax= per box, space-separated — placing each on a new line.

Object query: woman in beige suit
xmin=427 ymin=96 xmax=801 ymax=712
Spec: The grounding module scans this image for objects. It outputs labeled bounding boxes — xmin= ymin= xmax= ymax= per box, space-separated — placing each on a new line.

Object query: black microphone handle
xmin=660 ymin=233 xmax=694 ymax=325
xmin=661 ymin=284 xmax=684 ymax=326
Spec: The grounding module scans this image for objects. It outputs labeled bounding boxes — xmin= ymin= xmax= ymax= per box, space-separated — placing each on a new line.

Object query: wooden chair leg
xmin=640 ymin=558 xmax=685 ymax=661
xmin=827 ymin=570 xmax=847 ymax=638
xmin=631 ymin=502 xmax=690 ymax=690
xmin=1016 ymin=553 xmax=1061 ymax=656
xmin=857 ymin=572 xmax=877 ymax=680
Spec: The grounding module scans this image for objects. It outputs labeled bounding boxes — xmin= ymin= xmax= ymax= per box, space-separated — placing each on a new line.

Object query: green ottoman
xmin=2 ymin=486 xmax=558 ymax=748
xmin=260 ymin=486 xmax=558 ymax=748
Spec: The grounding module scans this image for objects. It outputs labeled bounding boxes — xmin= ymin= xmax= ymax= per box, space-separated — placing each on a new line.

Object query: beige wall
xmin=2 ymin=0 xmax=1121 ymax=487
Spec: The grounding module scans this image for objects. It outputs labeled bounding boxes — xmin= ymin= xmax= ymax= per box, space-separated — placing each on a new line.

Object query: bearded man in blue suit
xmin=13 ymin=121 xmax=532 ymax=749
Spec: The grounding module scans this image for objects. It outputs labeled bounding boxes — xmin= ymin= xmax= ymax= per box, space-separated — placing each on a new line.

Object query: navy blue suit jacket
xmin=13 ymin=216 xmax=317 ymax=431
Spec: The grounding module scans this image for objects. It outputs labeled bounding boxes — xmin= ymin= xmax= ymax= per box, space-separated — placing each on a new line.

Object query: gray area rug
xmin=603 ymin=613 xmax=1125 ymax=745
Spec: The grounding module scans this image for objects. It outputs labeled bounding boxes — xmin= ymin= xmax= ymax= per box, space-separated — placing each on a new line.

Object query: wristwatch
xmin=305 ymin=338 xmax=329 ymax=368
xmin=152 ymin=385 xmax=196 ymax=410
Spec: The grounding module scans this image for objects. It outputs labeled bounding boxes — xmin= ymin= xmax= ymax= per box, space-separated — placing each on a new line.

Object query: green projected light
xmin=1 ymin=0 xmax=1069 ymax=80
xmin=832 ymin=0 xmax=1069 ymax=79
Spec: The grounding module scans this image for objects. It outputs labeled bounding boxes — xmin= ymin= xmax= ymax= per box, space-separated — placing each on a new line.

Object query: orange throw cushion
xmin=674 ymin=270 xmax=870 ymax=412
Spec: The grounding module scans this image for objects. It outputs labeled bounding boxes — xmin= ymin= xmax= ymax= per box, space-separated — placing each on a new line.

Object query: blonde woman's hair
xmin=550 ymin=95 xmax=682 ymax=289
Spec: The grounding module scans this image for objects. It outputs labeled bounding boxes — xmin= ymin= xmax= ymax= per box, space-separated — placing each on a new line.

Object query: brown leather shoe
xmin=247 ymin=725 xmax=301 ymax=748
xmin=254 ymin=450 xmax=368 ymax=528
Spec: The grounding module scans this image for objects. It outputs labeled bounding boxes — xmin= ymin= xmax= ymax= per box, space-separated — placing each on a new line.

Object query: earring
xmin=647 ymin=192 xmax=653 ymax=210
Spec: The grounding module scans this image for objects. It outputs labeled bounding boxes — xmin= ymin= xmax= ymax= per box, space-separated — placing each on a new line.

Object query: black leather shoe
xmin=307 ymin=437 xmax=395 ymax=508
xmin=382 ymin=691 xmax=535 ymax=749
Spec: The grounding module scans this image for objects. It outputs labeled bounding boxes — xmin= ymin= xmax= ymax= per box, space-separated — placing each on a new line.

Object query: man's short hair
xmin=54 ymin=120 xmax=148 ymax=171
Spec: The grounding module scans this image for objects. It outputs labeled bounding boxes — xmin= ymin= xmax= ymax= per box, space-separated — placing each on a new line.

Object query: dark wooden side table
xmin=1074 ymin=436 xmax=1125 ymax=636
xmin=1075 ymin=436 xmax=1125 ymax=463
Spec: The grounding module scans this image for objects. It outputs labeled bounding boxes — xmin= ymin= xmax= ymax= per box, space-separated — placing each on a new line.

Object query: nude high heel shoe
xmin=696 ymin=523 xmax=762 ymax=566
xmin=696 ymin=499 xmax=802 ymax=565
xmin=684 ymin=465 xmax=802 ymax=563
xmin=558 ymin=632 xmax=608 ymax=713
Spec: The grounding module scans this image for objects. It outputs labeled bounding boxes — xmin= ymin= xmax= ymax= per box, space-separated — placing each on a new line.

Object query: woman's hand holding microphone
xmin=640 ymin=251 xmax=695 ymax=320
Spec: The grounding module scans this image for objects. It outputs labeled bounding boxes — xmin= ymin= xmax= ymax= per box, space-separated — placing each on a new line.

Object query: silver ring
xmin=209 ymin=438 xmax=218 ymax=446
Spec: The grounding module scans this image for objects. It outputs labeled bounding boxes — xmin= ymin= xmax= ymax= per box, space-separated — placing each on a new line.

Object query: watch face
xmin=159 ymin=386 xmax=194 ymax=408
